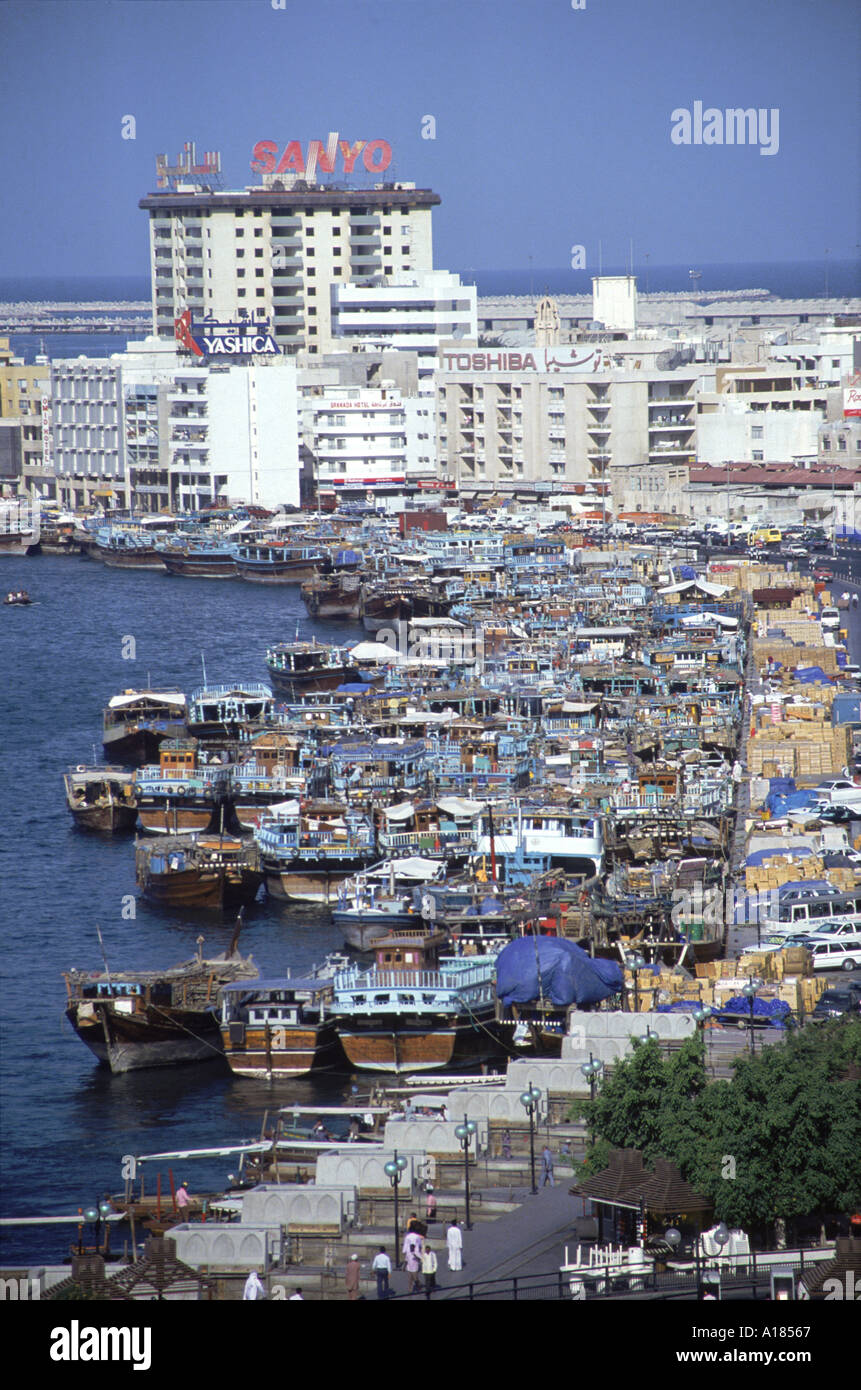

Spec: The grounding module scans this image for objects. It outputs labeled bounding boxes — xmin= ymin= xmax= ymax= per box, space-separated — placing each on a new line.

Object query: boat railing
xmin=379 ymin=829 xmax=477 ymax=850
xmin=335 ymin=962 xmax=494 ymax=992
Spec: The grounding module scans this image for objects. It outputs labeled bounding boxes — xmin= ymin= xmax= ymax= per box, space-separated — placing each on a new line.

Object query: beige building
xmin=435 ymin=342 xmax=703 ymax=491
xmin=140 ymin=180 xmax=439 ymax=358
xmin=0 ymin=338 xmax=50 ymax=497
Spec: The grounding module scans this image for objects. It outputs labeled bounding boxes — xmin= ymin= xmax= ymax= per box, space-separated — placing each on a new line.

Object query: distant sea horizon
xmin=2 ymin=259 xmax=858 ymax=362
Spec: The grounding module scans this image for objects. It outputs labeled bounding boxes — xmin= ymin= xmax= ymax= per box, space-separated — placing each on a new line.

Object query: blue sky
xmin=0 ymin=0 xmax=858 ymax=277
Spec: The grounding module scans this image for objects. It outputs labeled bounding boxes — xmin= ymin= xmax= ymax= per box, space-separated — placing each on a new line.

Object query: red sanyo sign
xmin=251 ymin=134 xmax=392 ymax=178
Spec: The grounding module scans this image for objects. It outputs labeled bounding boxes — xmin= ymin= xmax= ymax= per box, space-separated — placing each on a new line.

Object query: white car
xmin=809 ymin=940 xmax=861 ymax=972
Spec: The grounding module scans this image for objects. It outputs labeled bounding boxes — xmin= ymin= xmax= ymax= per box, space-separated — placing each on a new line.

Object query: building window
xmin=235 ymin=228 xmax=245 ymax=236
xmin=255 ymin=248 xmax=263 ymax=257
xmin=256 ymin=289 xmax=265 ymax=297
xmin=238 ymin=289 xmax=246 ymax=298
xmin=237 ymin=269 xmax=246 ymax=278
xmin=751 ymin=425 xmax=764 ymax=439
xmin=752 ymin=450 xmax=763 ymax=461
xmin=823 ymin=437 xmax=831 ymax=450
xmin=236 ymin=249 xmax=245 ymax=258
xmin=838 ymin=437 xmax=847 ymax=451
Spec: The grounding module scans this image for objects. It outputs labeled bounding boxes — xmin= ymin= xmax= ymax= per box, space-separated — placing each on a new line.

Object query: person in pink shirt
xmin=176 ymin=1181 xmax=191 ymax=1218
xmin=402 ymin=1229 xmax=424 ymax=1294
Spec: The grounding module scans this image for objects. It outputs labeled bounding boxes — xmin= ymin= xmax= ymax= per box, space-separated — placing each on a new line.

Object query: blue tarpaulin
xmin=765 ymin=788 xmax=820 ymax=818
xmin=745 ymin=846 xmax=814 ymax=867
xmin=495 ymin=936 xmax=623 ymax=1007
xmin=793 ymin=666 xmax=834 ymax=685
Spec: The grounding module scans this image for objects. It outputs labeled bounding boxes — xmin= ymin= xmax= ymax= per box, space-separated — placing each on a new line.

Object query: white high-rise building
xmin=140 ymin=178 xmax=440 ymax=358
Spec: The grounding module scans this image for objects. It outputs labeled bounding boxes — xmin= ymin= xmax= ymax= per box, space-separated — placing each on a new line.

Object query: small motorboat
xmin=4 ymin=590 xmax=32 ymax=606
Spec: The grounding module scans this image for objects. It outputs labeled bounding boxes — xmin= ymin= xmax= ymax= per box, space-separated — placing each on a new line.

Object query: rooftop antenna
xmin=201 ymin=651 xmax=208 ymax=688
xmin=598 ymin=241 xmax=603 ymax=276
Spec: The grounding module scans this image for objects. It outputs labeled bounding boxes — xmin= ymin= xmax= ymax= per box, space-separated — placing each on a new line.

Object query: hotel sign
xmin=175 ymin=311 xmax=280 ymax=358
xmin=844 ymin=387 xmax=861 ymax=418
xmin=439 ymin=347 xmax=603 ymax=374
xmin=251 ymin=134 xmax=392 ymax=178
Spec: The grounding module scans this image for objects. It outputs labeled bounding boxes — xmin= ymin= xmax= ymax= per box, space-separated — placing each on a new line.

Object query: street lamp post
xmin=80 ymin=1198 xmax=113 ymax=1257
xmin=580 ymin=1055 xmax=605 ymax=1146
xmin=693 ymin=1004 xmax=714 ymax=1071
xmin=384 ymin=1151 xmax=408 ymax=1266
xmin=742 ymin=978 xmax=763 ymax=1056
xmin=454 ymin=1116 xmax=477 ymax=1230
xmin=519 ymin=1084 xmax=542 ymax=1195
xmin=627 ymin=951 xmax=646 ymax=1013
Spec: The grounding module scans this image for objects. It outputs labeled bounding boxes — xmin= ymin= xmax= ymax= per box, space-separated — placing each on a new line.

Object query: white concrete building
xmin=696 ymin=360 xmax=838 ymax=466
xmin=330 ymin=270 xmax=477 ymax=392
xmin=49 ymin=341 xmax=301 ymax=512
xmin=592 ymin=276 xmax=638 ymax=332
xmin=306 ymin=382 xmax=434 ymax=498
xmin=140 ymin=179 xmax=439 ymax=358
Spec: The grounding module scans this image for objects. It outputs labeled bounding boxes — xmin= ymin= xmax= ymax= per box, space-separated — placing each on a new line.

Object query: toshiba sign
xmin=439 ymin=347 xmax=603 ymax=374
xmin=251 ymin=134 xmax=392 ymax=178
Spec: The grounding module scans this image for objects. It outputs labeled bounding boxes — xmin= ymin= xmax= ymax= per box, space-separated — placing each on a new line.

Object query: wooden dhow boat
xmin=64 ymin=932 xmax=259 ymax=1073
xmin=64 ymin=765 xmax=137 ymax=832
xmin=135 ymin=834 xmax=264 ymax=909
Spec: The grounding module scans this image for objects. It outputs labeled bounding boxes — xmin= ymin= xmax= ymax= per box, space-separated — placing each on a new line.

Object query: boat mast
xmin=96 ymin=925 xmax=112 ymax=992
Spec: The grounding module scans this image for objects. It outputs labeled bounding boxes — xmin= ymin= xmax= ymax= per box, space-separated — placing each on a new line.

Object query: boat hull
xmin=222 ymin=1022 xmax=343 ymax=1078
xmin=162 ymin=553 xmax=238 ymax=579
xmin=335 ymin=1016 xmax=503 ymax=1073
xmin=140 ymin=867 xmax=264 ymax=909
xmin=333 ymin=910 xmax=417 ymax=951
xmin=68 ymin=803 xmax=138 ymax=833
xmin=66 ymin=1005 xmax=223 ymax=1073
xmin=136 ymin=805 xmax=220 ymax=835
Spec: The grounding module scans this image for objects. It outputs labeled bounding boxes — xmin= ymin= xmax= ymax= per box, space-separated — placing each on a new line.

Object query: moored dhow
xmin=102 ymin=689 xmax=188 ymax=767
xmin=255 ymin=800 xmax=377 ymax=903
xmin=265 ymin=640 xmax=360 ymax=697
xmin=330 ymin=926 xmax=504 ymax=1073
xmin=300 ymin=571 xmax=363 ymax=621
xmin=188 ymin=682 xmax=274 ymax=742
xmin=135 ymin=833 xmax=264 ymax=909
xmin=64 ymin=765 xmax=138 ymax=832
xmin=134 ymin=739 xmax=234 ymax=834
xmin=159 ymin=539 xmax=239 ymax=579
xmin=235 ymin=540 xmax=328 ymax=584
xmin=220 ymin=959 xmax=349 ymax=1079
xmin=64 ymin=941 xmax=259 ymax=1073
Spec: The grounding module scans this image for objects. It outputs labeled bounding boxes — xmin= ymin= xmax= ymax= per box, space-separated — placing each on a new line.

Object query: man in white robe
xmin=446 ymin=1220 xmax=463 ymax=1272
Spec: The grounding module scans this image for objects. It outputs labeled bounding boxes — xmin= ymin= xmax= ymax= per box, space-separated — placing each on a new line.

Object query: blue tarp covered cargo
xmin=495 ymin=936 xmax=623 ymax=1007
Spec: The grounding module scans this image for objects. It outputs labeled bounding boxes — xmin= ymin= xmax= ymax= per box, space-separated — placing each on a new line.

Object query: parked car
xmin=809 ymin=940 xmax=861 ymax=971
xmin=810 ymin=986 xmax=861 ymax=1020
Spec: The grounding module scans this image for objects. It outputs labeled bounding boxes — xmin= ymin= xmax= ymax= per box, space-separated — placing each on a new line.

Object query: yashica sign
xmin=251 ymin=134 xmax=392 ymax=178
xmin=175 ymin=310 xmax=280 ymax=358
xmin=439 ymin=347 xmax=603 ymax=374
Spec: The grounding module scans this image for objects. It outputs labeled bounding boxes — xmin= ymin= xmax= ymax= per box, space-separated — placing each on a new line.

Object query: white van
xmin=762 ymin=892 xmax=861 ymax=936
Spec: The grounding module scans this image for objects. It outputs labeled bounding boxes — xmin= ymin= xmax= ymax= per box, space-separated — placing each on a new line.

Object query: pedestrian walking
xmin=243 ymin=1269 xmax=266 ymax=1301
xmin=176 ymin=1180 xmax=191 ymax=1218
xmin=402 ymin=1229 xmax=424 ymax=1294
xmin=501 ymin=1128 xmax=512 ymax=1159
xmin=425 ymin=1185 xmax=437 ymax=1222
xmin=372 ymin=1246 xmax=392 ymax=1300
xmin=422 ymin=1242 xmax=438 ymax=1296
xmin=345 ymin=1253 xmax=361 ymax=1301
xmin=446 ymin=1219 xmax=463 ymax=1272
xmin=541 ymin=1145 xmax=555 ymax=1187
xmin=289 ymin=1288 xmax=304 ymax=1300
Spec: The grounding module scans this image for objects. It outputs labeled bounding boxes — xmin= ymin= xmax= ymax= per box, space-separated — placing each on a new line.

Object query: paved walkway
xmin=389 ymin=1166 xmax=585 ymax=1299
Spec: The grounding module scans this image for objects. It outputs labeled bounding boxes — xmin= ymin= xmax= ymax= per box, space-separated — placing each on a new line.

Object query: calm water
xmin=0 ymin=555 xmax=367 ymax=1264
